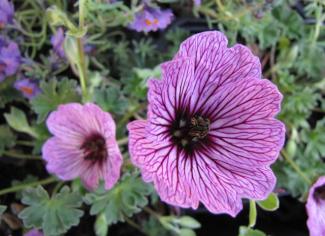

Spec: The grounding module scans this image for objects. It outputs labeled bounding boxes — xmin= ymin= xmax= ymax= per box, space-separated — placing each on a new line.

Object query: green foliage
xmin=84 ymin=174 xmax=153 ymax=225
xmin=0 ymin=205 xmax=7 ymax=218
xmin=257 ymin=193 xmax=279 ymax=212
xmin=93 ymin=86 xmax=128 ymax=114
xmin=31 ymin=78 xmax=81 ymax=123
xmin=159 ymin=215 xmax=201 ymax=236
xmin=0 ymin=125 xmax=16 ymax=155
xmin=301 ymin=118 xmax=325 ymax=160
xmin=238 ymin=226 xmax=266 ymax=236
xmin=4 ymin=107 xmax=40 ymax=139
xmin=19 ymin=186 xmax=84 ymax=236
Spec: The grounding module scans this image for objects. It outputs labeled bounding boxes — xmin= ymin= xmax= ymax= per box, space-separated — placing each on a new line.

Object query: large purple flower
xmin=0 ymin=37 xmax=21 ymax=81
xmin=129 ymin=5 xmax=173 ymax=33
xmin=14 ymin=78 xmax=41 ymax=99
xmin=306 ymin=176 xmax=325 ymax=236
xmin=42 ymin=103 xmax=123 ymax=191
xmin=128 ymin=31 xmax=285 ymax=216
xmin=0 ymin=0 xmax=14 ymax=28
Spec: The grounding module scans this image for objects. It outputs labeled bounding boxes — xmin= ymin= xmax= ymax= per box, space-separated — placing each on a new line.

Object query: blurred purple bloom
xmin=24 ymin=229 xmax=44 ymax=236
xmin=51 ymin=28 xmax=65 ymax=58
xmin=0 ymin=0 xmax=14 ymax=28
xmin=42 ymin=103 xmax=123 ymax=191
xmin=306 ymin=176 xmax=325 ymax=236
xmin=129 ymin=6 xmax=173 ymax=33
xmin=194 ymin=0 xmax=201 ymax=6
xmin=128 ymin=31 xmax=285 ymax=216
xmin=0 ymin=37 xmax=21 ymax=81
xmin=14 ymin=78 xmax=41 ymax=99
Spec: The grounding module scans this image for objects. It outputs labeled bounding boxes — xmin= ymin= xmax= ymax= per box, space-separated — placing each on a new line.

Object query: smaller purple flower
xmin=24 ymin=229 xmax=44 ymax=236
xmin=42 ymin=103 xmax=123 ymax=191
xmin=0 ymin=37 xmax=21 ymax=82
xmin=0 ymin=0 xmax=14 ymax=28
xmin=14 ymin=78 xmax=41 ymax=99
xmin=306 ymin=176 xmax=325 ymax=236
xmin=129 ymin=5 xmax=174 ymax=33
xmin=51 ymin=28 xmax=65 ymax=58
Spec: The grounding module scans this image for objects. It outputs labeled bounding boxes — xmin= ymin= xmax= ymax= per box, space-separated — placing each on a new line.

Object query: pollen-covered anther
xmin=189 ymin=116 xmax=210 ymax=140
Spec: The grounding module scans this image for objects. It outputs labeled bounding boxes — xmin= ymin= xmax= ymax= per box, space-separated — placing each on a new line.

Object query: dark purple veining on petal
xmin=81 ymin=133 xmax=107 ymax=164
xmin=313 ymin=184 xmax=325 ymax=202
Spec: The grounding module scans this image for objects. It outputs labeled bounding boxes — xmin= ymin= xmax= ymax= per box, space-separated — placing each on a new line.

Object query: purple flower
xmin=14 ymin=78 xmax=41 ymax=99
xmin=0 ymin=0 xmax=14 ymax=28
xmin=306 ymin=176 xmax=325 ymax=236
xmin=194 ymin=0 xmax=201 ymax=6
xmin=127 ymin=31 xmax=285 ymax=216
xmin=42 ymin=103 xmax=123 ymax=191
xmin=0 ymin=37 xmax=21 ymax=82
xmin=24 ymin=229 xmax=44 ymax=236
xmin=51 ymin=28 xmax=65 ymax=58
xmin=129 ymin=6 xmax=173 ymax=33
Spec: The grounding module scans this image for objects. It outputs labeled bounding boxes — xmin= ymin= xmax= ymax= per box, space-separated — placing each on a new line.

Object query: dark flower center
xmin=81 ymin=133 xmax=107 ymax=164
xmin=313 ymin=184 xmax=325 ymax=202
xmin=171 ymin=115 xmax=210 ymax=152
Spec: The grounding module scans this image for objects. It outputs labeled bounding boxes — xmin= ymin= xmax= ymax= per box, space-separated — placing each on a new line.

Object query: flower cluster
xmin=0 ymin=0 xmax=14 ymax=28
xmin=128 ymin=31 xmax=285 ymax=216
xmin=129 ymin=5 xmax=174 ymax=33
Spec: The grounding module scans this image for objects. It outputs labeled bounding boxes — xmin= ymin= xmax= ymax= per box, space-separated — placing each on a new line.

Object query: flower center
xmin=81 ymin=133 xmax=107 ymax=164
xmin=20 ymin=86 xmax=34 ymax=95
xmin=171 ymin=115 xmax=210 ymax=150
xmin=313 ymin=184 xmax=325 ymax=202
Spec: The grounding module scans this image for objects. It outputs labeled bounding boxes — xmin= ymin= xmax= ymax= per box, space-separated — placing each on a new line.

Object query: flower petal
xmin=42 ymin=137 xmax=85 ymax=180
xmin=207 ymin=78 xmax=285 ymax=165
xmin=147 ymin=57 xmax=195 ymax=140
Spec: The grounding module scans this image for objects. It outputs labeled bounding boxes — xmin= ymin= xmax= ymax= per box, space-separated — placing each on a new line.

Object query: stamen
xmin=145 ymin=19 xmax=152 ymax=26
xmin=189 ymin=116 xmax=210 ymax=140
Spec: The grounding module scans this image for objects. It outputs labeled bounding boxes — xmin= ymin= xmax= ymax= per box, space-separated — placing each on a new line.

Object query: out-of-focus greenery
xmin=0 ymin=0 xmax=324 ymax=235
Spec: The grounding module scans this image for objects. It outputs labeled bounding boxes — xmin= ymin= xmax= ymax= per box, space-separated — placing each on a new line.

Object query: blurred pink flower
xmin=24 ymin=229 xmax=43 ymax=236
xmin=0 ymin=36 xmax=21 ymax=82
xmin=0 ymin=0 xmax=14 ymax=28
xmin=306 ymin=176 xmax=325 ymax=236
xmin=128 ymin=31 xmax=285 ymax=216
xmin=42 ymin=103 xmax=123 ymax=191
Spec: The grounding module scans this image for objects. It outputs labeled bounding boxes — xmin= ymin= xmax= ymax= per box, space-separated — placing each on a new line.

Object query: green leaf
xmin=93 ymin=86 xmax=128 ymax=114
xmin=0 ymin=125 xmax=16 ymax=155
xmin=257 ymin=193 xmax=279 ymax=211
xmin=176 ymin=216 xmax=201 ymax=229
xmin=4 ymin=107 xmax=40 ymax=138
xmin=95 ymin=213 xmax=108 ymax=236
xmin=238 ymin=226 xmax=266 ymax=236
xmin=19 ymin=186 xmax=84 ymax=236
xmin=31 ymin=78 xmax=81 ymax=123
xmin=0 ymin=205 xmax=7 ymax=217
xmin=248 ymin=200 xmax=257 ymax=228
xmin=84 ymin=174 xmax=152 ymax=225
xmin=178 ymin=228 xmax=196 ymax=236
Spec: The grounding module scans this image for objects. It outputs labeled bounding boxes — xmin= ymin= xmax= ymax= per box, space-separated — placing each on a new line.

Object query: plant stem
xmin=281 ymin=150 xmax=311 ymax=185
xmin=3 ymin=151 xmax=41 ymax=160
xmin=77 ymin=0 xmax=88 ymax=101
xmin=117 ymin=137 xmax=128 ymax=146
xmin=124 ymin=217 xmax=146 ymax=235
xmin=0 ymin=176 xmax=57 ymax=196
xmin=143 ymin=207 xmax=160 ymax=219
xmin=16 ymin=140 xmax=34 ymax=147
